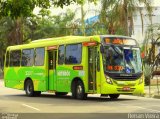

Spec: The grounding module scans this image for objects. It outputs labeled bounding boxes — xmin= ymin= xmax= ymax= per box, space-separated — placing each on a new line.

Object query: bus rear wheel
xmin=25 ymin=80 xmax=41 ymax=97
xmin=76 ymin=81 xmax=87 ymax=100
xmin=109 ymin=94 xmax=120 ymax=99
xmin=25 ymin=80 xmax=34 ymax=97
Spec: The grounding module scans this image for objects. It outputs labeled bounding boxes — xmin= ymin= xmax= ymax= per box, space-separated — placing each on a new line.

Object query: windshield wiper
xmin=111 ymin=45 xmax=123 ymax=56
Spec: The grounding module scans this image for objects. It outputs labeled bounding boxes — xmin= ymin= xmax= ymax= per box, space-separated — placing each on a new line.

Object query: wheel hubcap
xmin=27 ymin=84 xmax=32 ymax=94
xmin=77 ymin=85 xmax=82 ymax=95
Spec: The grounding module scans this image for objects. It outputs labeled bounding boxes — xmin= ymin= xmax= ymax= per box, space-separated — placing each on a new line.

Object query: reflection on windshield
xmin=105 ymin=46 xmax=124 ymax=73
xmin=124 ymin=48 xmax=142 ymax=73
xmin=103 ymin=46 xmax=142 ymax=74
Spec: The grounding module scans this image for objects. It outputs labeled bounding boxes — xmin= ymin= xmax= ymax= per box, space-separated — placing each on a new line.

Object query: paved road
xmin=1 ymin=79 xmax=160 ymax=118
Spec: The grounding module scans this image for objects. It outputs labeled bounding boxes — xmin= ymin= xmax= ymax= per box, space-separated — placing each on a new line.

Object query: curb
xmin=144 ymin=94 xmax=160 ymax=99
xmin=153 ymin=95 xmax=160 ymax=99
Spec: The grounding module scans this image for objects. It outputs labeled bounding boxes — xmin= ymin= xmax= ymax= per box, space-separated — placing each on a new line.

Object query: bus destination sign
xmin=104 ymin=38 xmax=136 ymax=46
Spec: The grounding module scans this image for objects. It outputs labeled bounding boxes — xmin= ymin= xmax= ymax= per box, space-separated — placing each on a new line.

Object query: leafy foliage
xmin=142 ymin=23 xmax=160 ymax=85
xmin=30 ymin=9 xmax=76 ymax=39
xmin=0 ymin=0 xmax=96 ymax=19
xmin=0 ymin=0 xmax=80 ymax=18
xmin=143 ymin=24 xmax=160 ymax=64
xmin=0 ymin=0 xmax=36 ymax=19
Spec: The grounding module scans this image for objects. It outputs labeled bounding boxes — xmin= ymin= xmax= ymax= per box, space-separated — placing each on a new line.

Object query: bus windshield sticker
xmin=78 ymin=71 xmax=85 ymax=76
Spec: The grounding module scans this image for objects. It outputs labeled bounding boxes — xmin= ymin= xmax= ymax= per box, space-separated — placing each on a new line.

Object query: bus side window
xmin=21 ymin=49 xmax=34 ymax=66
xmin=35 ymin=47 xmax=45 ymax=66
xmin=6 ymin=51 xmax=9 ymax=67
xmin=10 ymin=50 xmax=21 ymax=67
xmin=58 ymin=45 xmax=65 ymax=64
xmin=65 ymin=44 xmax=82 ymax=64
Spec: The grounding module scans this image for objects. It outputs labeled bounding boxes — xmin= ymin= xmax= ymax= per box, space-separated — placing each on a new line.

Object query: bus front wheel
xmin=76 ymin=81 xmax=87 ymax=100
xmin=109 ymin=94 xmax=120 ymax=99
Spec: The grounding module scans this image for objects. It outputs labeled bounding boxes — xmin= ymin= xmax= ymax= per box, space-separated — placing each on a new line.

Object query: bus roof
xmin=31 ymin=36 xmax=84 ymax=43
xmin=6 ymin=35 xmax=135 ymax=51
xmin=6 ymin=35 xmax=100 ymax=50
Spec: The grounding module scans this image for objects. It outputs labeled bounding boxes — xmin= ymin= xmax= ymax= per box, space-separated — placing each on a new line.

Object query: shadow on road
xmin=3 ymin=93 xmax=137 ymax=104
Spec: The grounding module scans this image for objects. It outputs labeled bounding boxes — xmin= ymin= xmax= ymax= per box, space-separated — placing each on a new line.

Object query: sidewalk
xmin=144 ymin=85 xmax=160 ymax=99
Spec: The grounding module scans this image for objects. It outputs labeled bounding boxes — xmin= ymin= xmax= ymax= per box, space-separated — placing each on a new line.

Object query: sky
xmin=34 ymin=0 xmax=160 ymax=19
xmin=33 ymin=2 xmax=100 ymax=19
xmin=153 ymin=0 xmax=160 ymax=6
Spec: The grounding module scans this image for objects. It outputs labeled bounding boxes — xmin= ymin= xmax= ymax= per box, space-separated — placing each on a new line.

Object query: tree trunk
xmin=81 ymin=4 xmax=85 ymax=36
xmin=123 ymin=0 xmax=129 ymax=36
xmin=7 ymin=17 xmax=23 ymax=45
xmin=128 ymin=15 xmax=134 ymax=36
xmin=139 ymin=8 xmax=144 ymax=35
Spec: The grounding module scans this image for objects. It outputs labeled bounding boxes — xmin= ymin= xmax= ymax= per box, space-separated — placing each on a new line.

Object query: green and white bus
xmin=4 ymin=35 xmax=144 ymax=99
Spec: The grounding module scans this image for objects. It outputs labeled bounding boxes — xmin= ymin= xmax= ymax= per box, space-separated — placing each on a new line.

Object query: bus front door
xmin=88 ymin=47 xmax=97 ymax=93
xmin=48 ymin=50 xmax=57 ymax=90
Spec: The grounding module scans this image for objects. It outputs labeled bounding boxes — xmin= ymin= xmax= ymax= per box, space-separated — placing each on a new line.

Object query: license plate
xmin=123 ymin=87 xmax=130 ymax=91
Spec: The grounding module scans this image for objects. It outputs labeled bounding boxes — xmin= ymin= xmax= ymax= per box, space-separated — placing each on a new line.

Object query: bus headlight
xmin=105 ymin=75 xmax=113 ymax=84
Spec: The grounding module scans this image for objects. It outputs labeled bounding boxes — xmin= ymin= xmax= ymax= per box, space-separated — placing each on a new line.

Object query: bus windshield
xmin=103 ymin=45 xmax=142 ymax=74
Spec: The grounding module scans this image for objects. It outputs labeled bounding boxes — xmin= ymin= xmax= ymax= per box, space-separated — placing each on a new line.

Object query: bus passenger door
xmin=48 ymin=50 xmax=57 ymax=90
xmin=88 ymin=47 xmax=97 ymax=92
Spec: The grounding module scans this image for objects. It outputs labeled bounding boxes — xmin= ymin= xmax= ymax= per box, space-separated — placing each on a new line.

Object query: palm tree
xmin=143 ymin=24 xmax=160 ymax=64
xmin=100 ymin=0 xmax=152 ymax=36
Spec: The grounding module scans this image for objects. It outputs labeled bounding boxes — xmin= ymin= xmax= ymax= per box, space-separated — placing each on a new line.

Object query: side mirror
xmin=100 ymin=45 xmax=104 ymax=53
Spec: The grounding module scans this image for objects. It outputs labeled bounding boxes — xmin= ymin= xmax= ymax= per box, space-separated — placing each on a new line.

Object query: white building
xmin=132 ymin=0 xmax=160 ymax=44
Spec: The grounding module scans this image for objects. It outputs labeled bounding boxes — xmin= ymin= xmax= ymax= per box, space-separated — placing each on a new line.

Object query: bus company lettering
xmin=34 ymin=73 xmax=44 ymax=76
xmin=57 ymin=71 xmax=70 ymax=76
xmin=25 ymin=71 xmax=33 ymax=76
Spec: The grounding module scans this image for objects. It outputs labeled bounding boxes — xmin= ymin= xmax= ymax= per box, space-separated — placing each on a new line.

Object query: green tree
xmin=0 ymin=0 xmax=36 ymax=45
xmin=142 ymin=24 xmax=160 ymax=88
xmin=143 ymin=24 xmax=160 ymax=64
xmin=0 ymin=0 xmax=96 ymax=71
xmin=0 ymin=0 xmax=97 ymax=45
xmin=30 ymin=9 xmax=76 ymax=39
xmin=76 ymin=0 xmax=97 ymax=35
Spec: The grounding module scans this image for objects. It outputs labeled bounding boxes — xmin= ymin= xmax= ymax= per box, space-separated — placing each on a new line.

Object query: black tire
xmin=109 ymin=94 xmax=120 ymax=99
xmin=101 ymin=94 xmax=108 ymax=97
xmin=76 ymin=81 xmax=87 ymax=100
xmin=55 ymin=92 xmax=68 ymax=96
xmin=25 ymin=80 xmax=34 ymax=97
xmin=71 ymin=82 xmax=77 ymax=99
xmin=34 ymin=91 xmax=41 ymax=97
